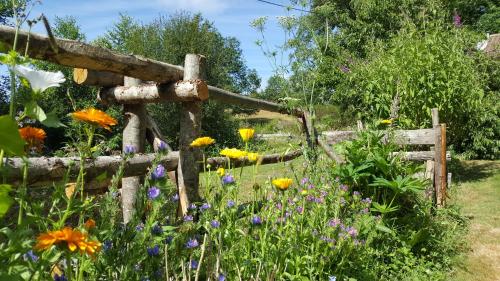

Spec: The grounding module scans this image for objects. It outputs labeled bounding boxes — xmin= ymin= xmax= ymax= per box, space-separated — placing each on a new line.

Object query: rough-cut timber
xmin=177 ymin=54 xmax=205 ymax=215
xmin=390 ymin=151 xmax=450 ymax=161
xmin=206 ymin=150 xmax=303 ymax=168
xmin=255 ymin=133 xmax=293 ymax=140
xmin=99 ymin=80 xmax=208 ymax=104
xmin=4 ymin=152 xmax=179 ymax=185
xmin=0 ymin=25 xmax=183 ymax=83
xmin=208 ymin=85 xmax=303 ymax=117
xmin=322 ymin=128 xmax=436 ymax=145
xmin=121 ymin=77 xmax=146 ymax=223
xmin=318 ymin=138 xmax=344 ymax=163
xmin=74 ymin=68 xmax=124 ymax=86
xmin=434 ymin=123 xmax=445 ymax=207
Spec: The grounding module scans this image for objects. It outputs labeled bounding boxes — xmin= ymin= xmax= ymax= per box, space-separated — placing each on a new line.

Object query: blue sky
xmin=23 ymin=0 xmax=304 ymax=88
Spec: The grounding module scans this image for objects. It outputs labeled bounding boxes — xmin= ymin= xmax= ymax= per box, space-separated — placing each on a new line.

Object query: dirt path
xmin=450 ymin=160 xmax=500 ymax=281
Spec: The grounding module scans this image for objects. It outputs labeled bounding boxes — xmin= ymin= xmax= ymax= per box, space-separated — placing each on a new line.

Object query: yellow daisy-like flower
xmin=220 ymin=148 xmax=247 ymax=159
xmin=239 ymin=128 xmax=255 ymax=142
xmin=71 ymin=108 xmax=117 ymax=131
xmin=380 ymin=119 xmax=392 ymax=125
xmin=247 ymin=152 xmax=260 ymax=162
xmin=216 ymin=167 xmax=225 ymax=177
xmin=190 ymin=136 xmax=215 ymax=148
xmin=19 ymin=126 xmax=46 ymax=151
xmin=272 ymin=178 xmax=293 ymax=191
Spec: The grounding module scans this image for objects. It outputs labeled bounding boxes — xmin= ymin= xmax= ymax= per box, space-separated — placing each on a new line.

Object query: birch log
xmin=74 ymin=68 xmax=124 ymax=86
xmin=177 ymin=54 xmax=205 ymax=215
xmin=122 ymin=77 xmax=146 ymax=223
xmin=0 ymin=25 xmax=183 ymax=83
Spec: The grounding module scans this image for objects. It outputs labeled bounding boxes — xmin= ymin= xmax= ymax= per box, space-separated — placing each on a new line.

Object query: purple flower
xmin=23 ymin=250 xmax=38 ymax=262
xmin=222 ymin=174 xmax=235 ymax=185
xmin=251 ymin=216 xmax=262 ymax=225
xmin=124 ymin=145 xmax=137 ymax=155
xmin=151 ymin=164 xmax=165 ymax=180
xmin=218 ymin=274 xmax=226 ymax=281
xmin=103 ymin=240 xmax=113 ymax=251
xmin=340 ymin=65 xmax=350 ymax=73
xmin=329 ymin=276 xmax=337 ymax=281
xmin=147 ymin=186 xmax=160 ymax=200
xmin=184 ymin=215 xmax=193 ymax=222
xmin=210 ymin=220 xmax=220 ymax=228
xmin=453 ymin=12 xmax=462 ymax=27
xmin=300 ymin=177 xmax=309 ymax=185
xmin=307 ymin=184 xmax=315 ymax=190
xmin=296 ymin=206 xmax=304 ymax=214
xmin=276 ymin=202 xmax=282 ymax=210
xmin=189 ymin=203 xmax=197 ymax=210
xmin=200 ymin=203 xmax=211 ymax=211
xmin=54 ymin=274 xmax=67 ymax=281
xmin=158 ymin=140 xmax=168 ymax=151
xmin=306 ymin=195 xmax=315 ymax=202
xmin=171 ymin=194 xmax=179 ymax=202
xmin=136 ymin=223 xmax=145 ymax=232
xmin=151 ymin=224 xmax=163 ymax=235
xmin=362 ymin=208 xmax=369 ymax=214
xmin=147 ymin=245 xmax=160 ymax=256
xmin=339 ymin=184 xmax=348 ymax=192
xmin=320 ymin=191 xmax=328 ymax=197
xmin=314 ymin=197 xmax=324 ymax=204
xmin=320 ymin=236 xmax=336 ymax=244
xmin=227 ymin=200 xmax=235 ymax=208
xmin=186 ymin=238 xmax=199 ymax=249
xmin=361 ymin=197 xmax=372 ymax=204
xmin=346 ymin=226 xmax=358 ymax=238
xmin=328 ymin=218 xmax=341 ymax=228
xmin=353 ymin=191 xmax=361 ymax=197
xmin=164 ymin=236 xmax=173 ymax=244
xmin=189 ymin=260 xmax=198 ymax=269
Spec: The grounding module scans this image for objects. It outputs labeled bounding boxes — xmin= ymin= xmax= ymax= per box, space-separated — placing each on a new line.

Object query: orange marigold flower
xmin=272 ymin=178 xmax=293 ymax=191
xmin=34 ymin=227 xmax=91 ymax=253
xmin=84 ymin=219 xmax=96 ymax=229
xmin=239 ymin=128 xmax=255 ymax=142
xmin=71 ymin=108 xmax=117 ymax=131
xmin=190 ymin=136 xmax=215 ymax=148
xmin=34 ymin=232 xmax=59 ymax=251
xmin=81 ymin=240 xmax=101 ymax=256
xmin=19 ymin=126 xmax=46 ymax=150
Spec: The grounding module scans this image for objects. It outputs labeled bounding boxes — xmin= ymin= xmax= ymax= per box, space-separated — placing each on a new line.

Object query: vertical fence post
xmin=177 ymin=54 xmax=205 ymax=215
xmin=439 ymin=124 xmax=447 ymax=206
xmin=432 ymin=108 xmax=445 ymax=207
xmin=121 ymin=77 xmax=146 ymax=223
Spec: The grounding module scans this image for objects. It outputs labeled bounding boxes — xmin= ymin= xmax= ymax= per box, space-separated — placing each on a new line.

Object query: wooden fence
xmin=0 ymin=24 xmax=449 ymax=222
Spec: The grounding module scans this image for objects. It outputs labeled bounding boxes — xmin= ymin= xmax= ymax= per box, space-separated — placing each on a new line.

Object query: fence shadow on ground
xmin=449 ymin=159 xmax=500 ymax=183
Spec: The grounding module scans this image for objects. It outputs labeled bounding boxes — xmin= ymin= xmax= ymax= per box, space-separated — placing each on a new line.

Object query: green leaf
xmin=0 ymin=115 xmax=25 ymax=156
xmin=375 ymin=224 xmax=393 ymax=234
xmin=24 ymin=100 xmax=47 ymax=122
xmin=41 ymin=110 xmax=66 ymax=128
xmin=95 ymin=171 xmax=108 ymax=183
xmin=0 ymin=184 xmax=13 ymax=218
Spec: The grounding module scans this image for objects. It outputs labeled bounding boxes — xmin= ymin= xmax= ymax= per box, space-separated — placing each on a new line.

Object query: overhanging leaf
xmin=0 ymin=184 xmax=13 ymax=218
xmin=0 ymin=115 xmax=25 ymax=156
xmin=41 ymin=110 xmax=66 ymax=128
xmin=24 ymin=100 xmax=47 ymax=122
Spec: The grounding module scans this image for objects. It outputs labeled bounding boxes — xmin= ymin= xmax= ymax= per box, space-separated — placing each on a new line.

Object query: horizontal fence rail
xmin=322 ymin=128 xmax=436 ymax=145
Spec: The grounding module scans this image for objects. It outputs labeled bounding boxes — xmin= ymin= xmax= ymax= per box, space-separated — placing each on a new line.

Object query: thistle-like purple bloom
xmin=186 ymin=238 xmax=199 ymax=249
xmin=251 ymin=216 xmax=262 ymax=225
xmin=23 ymin=250 xmax=38 ymax=262
xmin=124 ymin=144 xmax=137 ymax=155
xmin=147 ymin=186 xmax=160 ymax=200
xmin=147 ymin=245 xmax=160 ymax=256
xmin=200 ymin=203 xmax=211 ymax=211
xmin=328 ymin=218 xmax=341 ymax=228
xmin=227 ymin=200 xmax=235 ymax=208
xmin=210 ymin=220 xmax=220 ymax=228
xmin=296 ymin=206 xmax=304 ymax=214
xmin=339 ymin=184 xmax=348 ymax=192
xmin=361 ymin=197 xmax=372 ymax=204
xmin=346 ymin=226 xmax=358 ymax=238
xmin=171 ymin=194 xmax=179 ymax=202
xmin=184 ymin=215 xmax=193 ymax=222
xmin=151 ymin=164 xmax=165 ymax=180
xmin=222 ymin=174 xmax=235 ymax=185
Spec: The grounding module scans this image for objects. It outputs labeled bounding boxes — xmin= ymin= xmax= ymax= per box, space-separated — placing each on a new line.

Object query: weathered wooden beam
xmin=322 ymin=128 xmax=436 ymax=146
xmin=177 ymin=54 xmax=205 ymax=215
xmin=208 ymin=86 xmax=303 ymax=117
xmin=98 ymin=80 xmax=208 ymax=104
xmin=390 ymin=151 xmax=451 ymax=161
xmin=318 ymin=138 xmax=344 ymax=163
xmin=255 ymin=133 xmax=293 ymax=140
xmin=3 ymin=152 xmax=179 ymax=185
xmin=0 ymin=25 xmax=183 ymax=83
xmin=206 ymin=149 xmax=303 ymax=168
xmin=434 ymin=123 xmax=446 ymax=208
xmin=74 ymin=68 xmax=124 ymax=86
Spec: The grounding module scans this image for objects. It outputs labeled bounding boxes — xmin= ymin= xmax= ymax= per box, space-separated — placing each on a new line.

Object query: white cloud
xmin=155 ymin=0 xmax=231 ymax=15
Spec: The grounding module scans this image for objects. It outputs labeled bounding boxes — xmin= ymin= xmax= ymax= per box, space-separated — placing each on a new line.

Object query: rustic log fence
xmin=0 ymin=25 xmax=449 ymax=223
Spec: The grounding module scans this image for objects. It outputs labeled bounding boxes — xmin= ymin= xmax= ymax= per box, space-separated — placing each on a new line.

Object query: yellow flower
xmin=239 ymin=128 xmax=255 ymax=142
xmin=216 ymin=167 xmax=225 ymax=177
xmin=247 ymin=152 xmax=260 ymax=162
xmin=301 ymin=189 xmax=308 ymax=195
xmin=34 ymin=227 xmax=101 ymax=256
xmin=65 ymin=182 xmax=76 ymax=199
xmin=190 ymin=136 xmax=215 ymax=148
xmin=220 ymin=148 xmax=247 ymax=159
xmin=72 ymin=108 xmax=117 ymax=131
xmin=272 ymin=178 xmax=293 ymax=191
xmin=84 ymin=218 xmax=96 ymax=229
xmin=19 ymin=126 xmax=46 ymax=151
xmin=380 ymin=119 xmax=392 ymax=125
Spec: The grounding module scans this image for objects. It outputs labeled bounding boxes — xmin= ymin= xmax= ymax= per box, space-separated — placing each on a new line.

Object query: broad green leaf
xmin=24 ymin=100 xmax=47 ymax=122
xmin=95 ymin=171 xmax=108 ymax=183
xmin=375 ymin=224 xmax=393 ymax=234
xmin=0 ymin=184 xmax=13 ymax=218
xmin=41 ymin=110 xmax=66 ymax=128
xmin=0 ymin=115 xmax=25 ymax=156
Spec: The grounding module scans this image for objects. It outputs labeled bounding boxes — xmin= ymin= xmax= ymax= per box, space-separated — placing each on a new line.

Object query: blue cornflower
xmin=147 ymin=245 xmax=160 ymax=256
xmin=124 ymin=144 xmax=136 ymax=155
xmin=164 ymin=236 xmax=173 ymax=244
xmin=218 ymin=274 xmax=226 ymax=281
xmin=136 ymin=223 xmax=145 ymax=232
xmin=23 ymin=250 xmax=38 ymax=262
xmin=158 ymin=140 xmax=168 ymax=151
xmin=189 ymin=260 xmax=198 ymax=269
xmin=184 ymin=215 xmax=193 ymax=222
xmin=251 ymin=216 xmax=262 ymax=225
xmin=147 ymin=186 xmax=160 ymax=200
xmin=151 ymin=164 xmax=165 ymax=180
xmin=227 ymin=200 xmax=235 ymax=208
xmin=222 ymin=174 xmax=235 ymax=185
xmin=189 ymin=203 xmax=197 ymax=210
xmin=185 ymin=238 xmax=199 ymax=249
xmin=210 ymin=220 xmax=220 ymax=228
xmin=200 ymin=203 xmax=211 ymax=211
xmin=151 ymin=224 xmax=163 ymax=235
xmin=171 ymin=194 xmax=179 ymax=202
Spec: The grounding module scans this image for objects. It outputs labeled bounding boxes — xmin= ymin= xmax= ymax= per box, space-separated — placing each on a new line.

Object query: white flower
xmin=12 ymin=65 xmax=65 ymax=92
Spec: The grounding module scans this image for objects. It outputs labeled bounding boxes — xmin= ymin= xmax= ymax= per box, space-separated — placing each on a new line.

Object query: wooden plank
xmin=206 ymin=149 xmax=303 ymax=168
xmin=0 ymin=25 xmax=184 ymax=83
xmin=424 ymin=160 xmax=435 ymax=199
xmin=317 ymin=138 xmax=344 ymax=163
xmin=74 ymin=68 xmax=124 ymax=86
xmin=208 ymin=85 xmax=303 ymax=117
xmin=255 ymin=133 xmax=293 ymax=140
xmin=177 ymin=54 xmax=205 ymax=215
xmin=98 ymin=79 xmax=209 ymax=104
xmin=322 ymin=128 xmax=435 ymax=145
xmin=439 ymin=124 xmax=448 ymax=206
xmin=390 ymin=151 xmax=451 ymax=161
xmin=434 ymin=124 xmax=444 ymax=207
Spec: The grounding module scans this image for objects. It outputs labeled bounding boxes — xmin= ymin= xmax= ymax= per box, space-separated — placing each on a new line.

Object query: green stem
xmin=17 ymin=159 xmax=28 ymax=226
xmin=66 ymin=252 xmax=73 ymax=281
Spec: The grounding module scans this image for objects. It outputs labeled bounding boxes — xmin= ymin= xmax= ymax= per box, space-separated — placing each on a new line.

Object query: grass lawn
xmin=449 ymin=160 xmax=500 ymax=281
